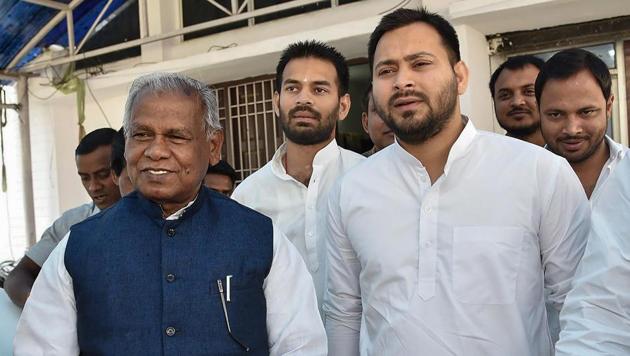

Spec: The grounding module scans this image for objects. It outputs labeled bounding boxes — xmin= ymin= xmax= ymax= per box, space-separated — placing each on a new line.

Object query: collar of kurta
xmin=604 ymin=135 xmax=627 ymax=162
xmin=270 ymin=138 xmax=340 ymax=180
xmin=391 ymin=115 xmax=477 ymax=178
xmin=134 ymin=186 xmax=205 ymax=222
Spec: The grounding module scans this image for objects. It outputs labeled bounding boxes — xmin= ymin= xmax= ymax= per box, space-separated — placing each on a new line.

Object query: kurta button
xmin=167 ymin=228 xmax=176 ymax=237
xmin=166 ymin=274 xmax=176 ymax=282
xmin=165 ymin=326 xmax=176 ymax=337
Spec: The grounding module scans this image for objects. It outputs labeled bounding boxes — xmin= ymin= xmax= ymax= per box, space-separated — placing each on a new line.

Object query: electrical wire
xmin=85 ymin=79 xmax=113 ymax=128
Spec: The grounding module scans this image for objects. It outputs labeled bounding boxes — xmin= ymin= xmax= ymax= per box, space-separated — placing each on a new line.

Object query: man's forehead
xmin=498 ymin=66 xmax=540 ymax=83
xmin=282 ymin=57 xmax=338 ymax=83
xmin=374 ymin=23 xmax=446 ymax=62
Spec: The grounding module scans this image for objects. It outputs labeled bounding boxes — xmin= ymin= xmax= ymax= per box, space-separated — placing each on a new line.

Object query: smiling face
xmin=76 ymin=144 xmax=121 ymax=210
xmin=540 ymin=69 xmax=612 ymax=164
xmin=371 ymin=23 xmax=467 ymax=145
xmin=274 ymin=57 xmax=350 ymax=146
xmin=125 ymin=91 xmax=223 ymax=214
xmin=493 ymin=65 xmax=541 ymax=137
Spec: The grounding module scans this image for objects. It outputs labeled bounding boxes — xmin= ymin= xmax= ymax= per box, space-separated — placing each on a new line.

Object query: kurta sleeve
xmin=538 ymin=158 xmax=590 ymax=313
xmin=323 ymin=181 xmax=361 ymax=356
xmin=264 ymin=224 xmax=327 ymax=355
xmin=13 ymin=233 xmax=79 ymax=356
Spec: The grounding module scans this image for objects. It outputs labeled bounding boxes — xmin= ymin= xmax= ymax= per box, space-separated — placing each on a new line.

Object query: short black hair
xmin=110 ymin=128 xmax=126 ymax=176
xmin=207 ymin=160 xmax=237 ymax=184
xmin=361 ymin=83 xmax=373 ymax=113
xmin=275 ymin=40 xmax=349 ymax=95
xmin=489 ymin=55 xmax=545 ymax=96
xmin=368 ymin=8 xmax=461 ymax=73
xmin=75 ymin=127 xmax=117 ymax=156
xmin=535 ymin=48 xmax=612 ymax=105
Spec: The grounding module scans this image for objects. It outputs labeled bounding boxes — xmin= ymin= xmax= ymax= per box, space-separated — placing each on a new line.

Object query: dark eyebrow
xmin=403 ymin=52 xmax=435 ymax=62
xmin=312 ymin=80 xmax=331 ymax=87
xmin=282 ymin=79 xmax=301 ymax=86
xmin=375 ymin=52 xmax=436 ymax=69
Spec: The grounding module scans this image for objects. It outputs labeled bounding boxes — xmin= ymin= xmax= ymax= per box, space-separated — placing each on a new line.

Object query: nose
xmin=295 ymin=89 xmax=313 ymax=106
xmin=510 ymin=93 xmax=526 ymax=107
xmin=144 ymin=135 xmax=170 ymax=160
xmin=563 ymin=114 xmax=583 ymax=136
xmin=393 ymin=67 xmax=415 ymax=91
xmin=88 ymin=178 xmax=104 ymax=193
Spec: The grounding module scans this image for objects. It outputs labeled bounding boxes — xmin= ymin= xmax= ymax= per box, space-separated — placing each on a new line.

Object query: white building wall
xmin=9 ymin=0 xmax=630 ymax=256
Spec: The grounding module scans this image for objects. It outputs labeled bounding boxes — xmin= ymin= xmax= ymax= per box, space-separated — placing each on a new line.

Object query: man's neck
xmin=399 ymin=113 xmax=465 ymax=184
xmin=284 ymin=138 xmax=332 ymax=186
xmin=571 ymin=140 xmax=610 ymax=199
xmin=508 ymin=129 xmax=545 ymax=147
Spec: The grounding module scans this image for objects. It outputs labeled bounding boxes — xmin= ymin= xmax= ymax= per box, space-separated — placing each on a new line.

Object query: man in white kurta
xmin=556 ymin=147 xmax=630 ymax=355
xmin=232 ymin=41 xmax=364 ymax=308
xmin=324 ymin=9 xmax=590 ymax=356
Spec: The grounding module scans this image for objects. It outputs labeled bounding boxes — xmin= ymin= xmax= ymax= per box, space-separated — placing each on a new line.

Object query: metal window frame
xmin=211 ymin=74 xmax=283 ymax=182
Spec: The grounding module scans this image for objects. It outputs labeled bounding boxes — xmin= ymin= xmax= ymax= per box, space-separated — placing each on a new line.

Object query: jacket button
xmin=166 ymin=274 xmax=176 ymax=283
xmin=165 ymin=326 xmax=176 ymax=337
xmin=167 ymin=228 xmax=176 ymax=237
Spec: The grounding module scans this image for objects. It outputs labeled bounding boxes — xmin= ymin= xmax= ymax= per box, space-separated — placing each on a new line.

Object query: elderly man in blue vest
xmin=13 ymin=72 xmax=326 ymax=355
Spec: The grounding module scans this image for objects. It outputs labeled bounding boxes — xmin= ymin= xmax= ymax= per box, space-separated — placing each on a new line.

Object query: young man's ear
xmin=361 ymin=112 xmax=369 ymax=134
xmin=606 ymin=94 xmax=615 ymax=119
xmin=273 ymin=91 xmax=280 ymax=118
xmin=337 ymin=94 xmax=351 ymax=121
xmin=453 ymin=61 xmax=470 ymax=96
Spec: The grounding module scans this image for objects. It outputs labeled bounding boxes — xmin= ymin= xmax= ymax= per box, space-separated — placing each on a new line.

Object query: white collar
xmin=270 ymin=139 xmax=340 ymax=180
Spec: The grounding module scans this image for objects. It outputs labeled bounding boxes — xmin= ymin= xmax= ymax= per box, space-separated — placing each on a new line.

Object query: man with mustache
xmin=14 ymin=73 xmax=326 ymax=355
xmin=537 ymin=48 xmax=628 ymax=203
xmin=325 ymin=8 xmax=590 ymax=356
xmin=232 ymin=41 xmax=364 ymax=311
xmin=4 ymin=128 xmax=121 ymax=308
xmin=490 ymin=55 xmax=546 ymax=146
xmin=361 ymin=84 xmax=395 ymax=156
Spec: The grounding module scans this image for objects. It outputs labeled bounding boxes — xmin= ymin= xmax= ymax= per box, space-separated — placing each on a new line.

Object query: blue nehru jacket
xmin=65 ymin=186 xmax=273 ymax=355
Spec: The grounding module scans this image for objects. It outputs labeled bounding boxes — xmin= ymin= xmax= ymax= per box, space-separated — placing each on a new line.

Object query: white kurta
xmin=590 ymin=135 xmax=628 ymax=206
xmin=325 ymin=119 xmax=591 ymax=356
xmin=232 ymin=139 xmax=364 ymax=308
xmin=556 ymin=153 xmax=630 ymax=355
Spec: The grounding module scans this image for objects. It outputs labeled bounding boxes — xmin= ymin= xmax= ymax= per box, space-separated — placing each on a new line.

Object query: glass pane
xmin=533 ymin=43 xmax=616 ymax=69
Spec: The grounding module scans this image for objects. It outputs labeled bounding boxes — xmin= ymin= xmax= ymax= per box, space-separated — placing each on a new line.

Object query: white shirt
xmin=14 ymin=201 xmax=326 ymax=355
xmin=556 ymin=153 xmax=630 ymax=355
xmin=325 ymin=119 xmax=591 ymax=356
xmin=590 ymin=135 xmax=628 ymax=205
xmin=232 ymin=139 xmax=364 ymax=307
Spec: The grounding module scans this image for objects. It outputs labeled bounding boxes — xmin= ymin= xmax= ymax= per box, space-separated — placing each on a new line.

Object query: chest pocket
xmin=452 ymin=226 xmax=524 ymax=304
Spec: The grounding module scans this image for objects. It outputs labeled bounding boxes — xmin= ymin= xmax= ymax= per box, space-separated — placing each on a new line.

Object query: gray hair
xmin=122 ymin=72 xmax=221 ymax=139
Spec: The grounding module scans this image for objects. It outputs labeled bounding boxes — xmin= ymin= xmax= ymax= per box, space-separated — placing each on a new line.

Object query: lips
xmin=291 ymin=111 xmax=317 ymax=120
xmin=508 ymin=109 xmax=531 ymax=116
xmin=559 ymin=138 xmax=586 ymax=152
xmin=393 ymin=97 xmax=422 ymax=109
xmin=141 ymin=168 xmax=175 ymax=177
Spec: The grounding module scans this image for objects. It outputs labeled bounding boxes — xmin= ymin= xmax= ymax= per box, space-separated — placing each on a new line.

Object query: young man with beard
xmin=537 ymin=48 xmax=628 ymax=203
xmin=490 ymin=55 xmax=546 ymax=146
xmin=4 ymin=128 xmax=121 ymax=308
xmin=232 ymin=41 xmax=364 ymax=310
xmin=324 ymin=8 xmax=590 ymax=356
xmin=361 ymin=84 xmax=394 ymax=156
xmin=14 ymin=73 xmax=326 ymax=355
